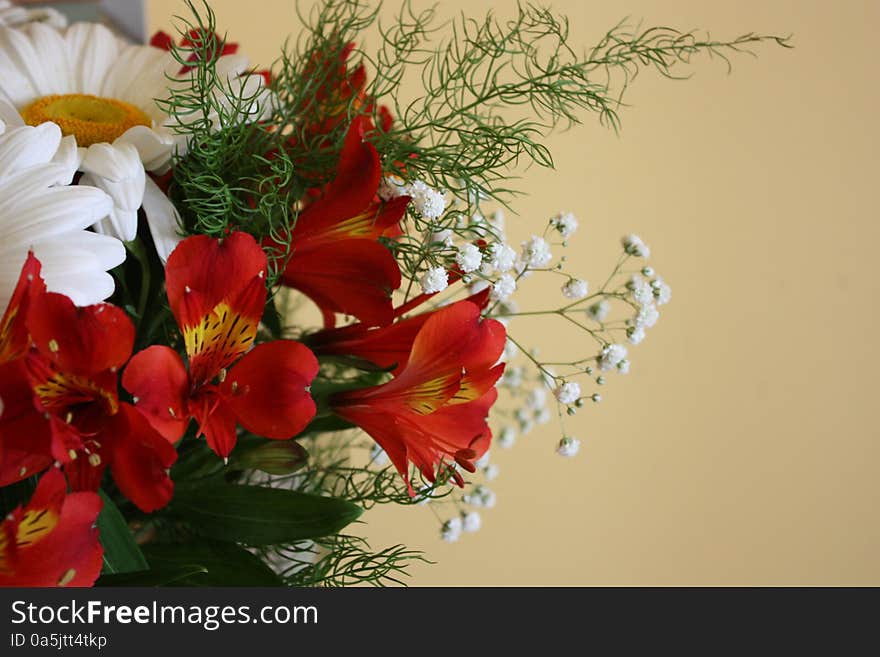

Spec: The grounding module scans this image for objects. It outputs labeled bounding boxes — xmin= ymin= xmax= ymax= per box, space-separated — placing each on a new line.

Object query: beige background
xmin=145 ymin=0 xmax=880 ymax=585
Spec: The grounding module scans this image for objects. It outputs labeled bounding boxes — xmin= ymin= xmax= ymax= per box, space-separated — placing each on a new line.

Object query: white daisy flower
xmin=0 ymin=120 xmax=123 ymax=310
xmin=0 ymin=1 xmax=66 ymax=29
xmin=0 ymin=21 xmax=270 ymax=260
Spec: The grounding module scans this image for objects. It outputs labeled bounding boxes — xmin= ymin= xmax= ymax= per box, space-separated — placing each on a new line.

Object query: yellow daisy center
xmin=20 ymin=93 xmax=151 ymax=147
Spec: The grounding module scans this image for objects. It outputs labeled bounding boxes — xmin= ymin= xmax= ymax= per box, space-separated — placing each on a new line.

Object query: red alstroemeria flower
xmin=150 ymin=29 xmax=239 ymax=73
xmin=0 ymin=255 xmax=176 ymax=513
xmin=300 ymin=40 xmax=393 ymax=139
xmin=276 ymin=116 xmax=409 ymax=328
xmin=0 ymin=467 xmax=102 ymax=587
xmin=0 ymin=254 xmax=51 ymax=484
xmin=124 ymin=232 xmax=319 ymax=459
xmin=332 ymin=300 xmax=506 ymax=494
xmin=308 ymin=288 xmax=490 ymax=375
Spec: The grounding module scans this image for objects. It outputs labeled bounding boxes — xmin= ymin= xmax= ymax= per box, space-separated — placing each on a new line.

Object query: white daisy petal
xmin=0 ymin=123 xmax=122 ymax=310
xmin=141 ymin=176 xmax=183 ymax=263
xmin=0 ymin=25 xmax=44 ymax=102
xmin=79 ymin=141 xmax=145 ymax=241
xmin=0 ymin=98 xmax=24 ymax=127
xmin=0 ymin=122 xmax=61 ymax=178
xmin=64 ymin=22 xmax=120 ymax=95
xmin=50 ymin=134 xmax=81 ymax=184
xmin=116 ymin=125 xmax=175 ymax=173
xmin=23 ymin=22 xmax=71 ymax=94
xmin=1 ymin=184 xmax=112 ymax=245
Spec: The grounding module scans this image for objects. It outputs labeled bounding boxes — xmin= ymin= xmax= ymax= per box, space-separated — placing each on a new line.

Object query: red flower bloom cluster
xmin=0 ymin=468 xmax=102 ymax=587
xmin=300 ymin=40 xmax=393 ymax=140
xmin=276 ymin=117 xmax=409 ymax=328
xmin=0 ymin=255 xmax=176 ymax=513
xmin=125 ymin=232 xmax=319 ymax=459
xmin=332 ymin=299 xmax=506 ymax=494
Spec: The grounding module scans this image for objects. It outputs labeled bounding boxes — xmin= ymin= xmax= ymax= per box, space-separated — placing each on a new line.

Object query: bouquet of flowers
xmin=0 ymin=0 xmax=786 ymax=587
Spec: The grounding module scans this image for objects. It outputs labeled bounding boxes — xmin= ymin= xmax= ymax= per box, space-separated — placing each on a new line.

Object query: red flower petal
xmin=379 ymin=300 xmax=505 ymax=397
xmin=0 ymin=360 xmax=52 ymax=486
xmin=282 ymin=239 xmax=401 ymax=328
xmin=292 ymin=117 xmax=382 ymax=242
xmin=123 ymin=345 xmax=190 ymax=443
xmin=309 ymin=289 xmax=492 ymax=374
xmin=165 ymin=232 xmax=267 ymax=332
xmin=105 ymin=404 xmax=176 ymax=513
xmin=221 ymin=340 xmax=319 ymax=439
xmin=0 ymin=252 xmax=44 ymax=363
xmin=190 ymin=388 xmax=238 ymax=459
xmin=26 ymin=293 xmax=134 ymax=377
xmin=0 ymin=468 xmax=103 ymax=587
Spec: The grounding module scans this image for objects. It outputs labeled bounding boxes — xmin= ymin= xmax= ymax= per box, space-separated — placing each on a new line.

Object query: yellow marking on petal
xmin=16 ymin=507 xmax=58 ymax=549
xmin=34 ymin=371 xmax=118 ymax=416
xmin=184 ymin=302 xmax=257 ymax=382
xmin=449 ymin=374 xmax=484 ymax=405
xmin=0 ymin=306 xmax=20 ymax=361
xmin=57 ymin=568 xmax=76 ymax=586
xmin=88 ymin=453 xmax=101 ymax=467
xmin=403 ymin=373 xmax=460 ymax=415
xmin=21 ymin=94 xmax=150 ymax=147
xmin=0 ymin=528 xmax=10 ymax=575
xmin=320 ymin=209 xmax=383 ymax=241
xmin=68 ymin=449 xmax=77 ymax=461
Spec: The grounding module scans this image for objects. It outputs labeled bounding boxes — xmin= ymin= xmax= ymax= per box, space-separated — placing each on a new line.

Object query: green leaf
xmin=168 ymin=484 xmax=363 ymax=545
xmin=97 ymin=491 xmax=148 ymax=575
xmin=96 ymin=565 xmax=208 ymax=587
xmin=142 ymin=541 xmax=283 ymax=586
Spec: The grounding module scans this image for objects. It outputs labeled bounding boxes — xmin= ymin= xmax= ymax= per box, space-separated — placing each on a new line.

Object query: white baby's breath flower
xmin=653 ymin=278 xmax=672 ymax=305
xmin=598 ymin=343 xmax=628 ymax=372
xmin=552 ymin=211 xmax=579 ymax=239
xmin=555 ymin=381 xmax=581 ymax=405
xmin=462 ymin=511 xmax=482 ymax=533
xmin=562 ymin=278 xmax=589 ymax=300
xmin=497 ymin=426 xmax=517 ymax=449
xmin=407 ymin=180 xmax=446 ymax=219
xmin=617 ymin=359 xmax=631 ymax=375
xmin=634 ymin=303 xmax=660 ymax=329
xmin=627 ymin=326 xmax=646 ymax=345
xmin=486 ymin=242 xmax=517 ymax=273
xmin=441 ymin=517 xmax=463 ymax=542
xmin=519 ymin=235 xmax=552 ymax=268
xmin=556 ymin=436 xmax=581 ymax=457
xmin=490 ymin=273 xmax=517 ymax=302
xmin=536 ymin=407 xmax=552 ymax=425
xmin=420 ymin=266 xmax=448 ymax=294
xmin=622 ymin=234 xmax=650 ymax=258
xmin=466 ymin=485 xmax=496 ymax=509
xmin=526 ymin=387 xmax=547 ymax=411
xmin=501 ymin=366 xmax=524 ymax=389
xmin=629 ymin=275 xmax=655 ymax=307
xmin=455 ymin=243 xmax=483 ymax=273
xmin=586 ymin=299 xmax=611 ymax=322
